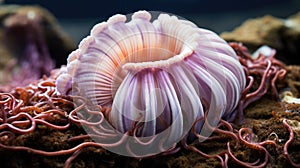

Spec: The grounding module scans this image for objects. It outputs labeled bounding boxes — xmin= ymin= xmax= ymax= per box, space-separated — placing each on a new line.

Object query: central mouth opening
xmin=129 ymin=47 xmax=177 ymax=63
xmin=121 ymin=33 xmax=193 ymax=70
xmin=111 ymin=34 xmax=194 ymax=101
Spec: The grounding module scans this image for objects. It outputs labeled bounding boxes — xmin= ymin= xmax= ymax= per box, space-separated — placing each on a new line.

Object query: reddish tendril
xmin=0 ymin=75 xmax=104 ymax=167
xmin=0 ymin=42 xmax=289 ymax=167
xmin=181 ymin=43 xmax=287 ymax=168
xmin=283 ymin=119 xmax=300 ymax=167
xmin=227 ymin=127 xmax=277 ymax=168
xmin=229 ymin=42 xmax=287 ymax=122
xmin=182 ymin=118 xmax=238 ymax=168
xmin=0 ymin=93 xmax=36 ymax=134
xmin=181 ymin=99 xmax=239 ymax=167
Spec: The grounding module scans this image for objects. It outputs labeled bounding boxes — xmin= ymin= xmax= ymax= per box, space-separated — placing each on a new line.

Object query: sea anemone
xmin=0 ymin=6 xmax=76 ymax=91
xmin=56 ymin=10 xmax=246 ymax=157
xmin=2 ymin=9 xmax=55 ymax=86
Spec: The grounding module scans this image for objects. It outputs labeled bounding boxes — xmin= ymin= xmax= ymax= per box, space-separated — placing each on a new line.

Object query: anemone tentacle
xmin=56 ymin=10 xmax=246 ymax=156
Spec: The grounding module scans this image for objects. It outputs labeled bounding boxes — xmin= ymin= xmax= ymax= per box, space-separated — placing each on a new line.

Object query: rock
xmin=221 ymin=15 xmax=285 ymax=51
xmin=0 ymin=5 xmax=76 ymax=86
xmin=0 ymin=5 xmax=76 ymax=67
xmin=282 ymin=12 xmax=300 ymax=63
xmin=220 ymin=12 xmax=300 ymax=64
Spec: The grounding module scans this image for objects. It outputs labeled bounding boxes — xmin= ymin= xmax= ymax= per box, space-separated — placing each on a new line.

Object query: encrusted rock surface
xmin=221 ymin=12 xmax=300 ymax=64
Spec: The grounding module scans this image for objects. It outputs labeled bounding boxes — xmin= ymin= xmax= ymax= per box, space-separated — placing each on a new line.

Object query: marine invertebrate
xmin=0 ymin=5 xmax=75 ymax=90
xmin=1 ymin=10 xmax=55 ymax=91
xmin=4 ymin=8 xmax=55 ymax=80
xmin=0 ymin=73 xmax=106 ymax=168
xmin=283 ymin=119 xmax=300 ymax=167
xmin=229 ymin=43 xmax=286 ymax=121
xmin=0 ymin=9 xmax=294 ymax=167
xmin=56 ymin=10 xmax=246 ymax=156
xmin=0 ymin=66 xmax=290 ymax=167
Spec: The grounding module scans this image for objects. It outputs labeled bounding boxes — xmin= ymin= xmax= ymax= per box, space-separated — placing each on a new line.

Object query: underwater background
xmin=3 ymin=0 xmax=300 ymax=43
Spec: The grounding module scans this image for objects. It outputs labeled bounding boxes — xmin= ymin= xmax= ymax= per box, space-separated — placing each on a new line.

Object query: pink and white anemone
xmin=56 ymin=11 xmax=246 ymax=157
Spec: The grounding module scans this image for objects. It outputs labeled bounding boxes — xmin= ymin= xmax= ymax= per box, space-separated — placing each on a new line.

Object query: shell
xmin=56 ymin=11 xmax=246 ymax=141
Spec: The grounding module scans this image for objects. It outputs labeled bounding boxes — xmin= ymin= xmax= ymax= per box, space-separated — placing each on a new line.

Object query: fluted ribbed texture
xmin=56 ymin=10 xmax=246 ymax=140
